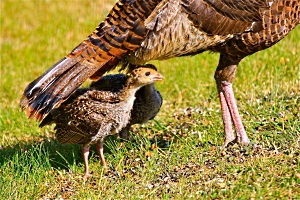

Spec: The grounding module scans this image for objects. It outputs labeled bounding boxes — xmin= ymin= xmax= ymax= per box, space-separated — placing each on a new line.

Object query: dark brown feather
xmin=21 ymin=0 xmax=299 ymax=122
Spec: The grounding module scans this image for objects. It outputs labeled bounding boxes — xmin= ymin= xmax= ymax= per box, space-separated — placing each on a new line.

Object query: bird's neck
xmin=126 ymin=86 xmax=141 ymax=97
xmin=142 ymin=84 xmax=155 ymax=95
xmin=122 ymin=77 xmax=143 ymax=99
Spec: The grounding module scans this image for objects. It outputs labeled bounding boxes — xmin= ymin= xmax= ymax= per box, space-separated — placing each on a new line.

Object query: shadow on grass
xmin=0 ymin=133 xmax=173 ymax=172
xmin=0 ymin=136 xmax=82 ymax=171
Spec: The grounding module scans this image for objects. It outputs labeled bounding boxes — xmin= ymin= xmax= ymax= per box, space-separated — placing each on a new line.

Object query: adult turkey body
xmin=20 ymin=0 xmax=300 ymax=147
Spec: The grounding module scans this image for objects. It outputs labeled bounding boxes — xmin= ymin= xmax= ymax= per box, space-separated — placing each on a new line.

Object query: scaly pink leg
xmin=96 ymin=141 xmax=107 ymax=168
xmin=219 ymin=80 xmax=250 ymax=145
xmin=82 ymin=145 xmax=91 ymax=178
xmin=218 ymin=86 xmax=235 ymax=147
xmin=215 ymin=55 xmax=250 ymax=147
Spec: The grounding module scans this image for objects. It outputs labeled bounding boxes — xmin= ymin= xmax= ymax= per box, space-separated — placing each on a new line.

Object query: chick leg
xmin=117 ymin=125 xmax=131 ymax=150
xmin=82 ymin=145 xmax=91 ymax=178
xmin=96 ymin=141 xmax=107 ymax=168
xmin=119 ymin=125 xmax=130 ymax=141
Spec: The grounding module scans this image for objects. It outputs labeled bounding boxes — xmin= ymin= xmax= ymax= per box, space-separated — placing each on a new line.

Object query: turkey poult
xmin=20 ymin=0 xmax=299 ymax=147
xmin=39 ymin=67 xmax=164 ymax=178
xmin=90 ymin=64 xmax=163 ymax=140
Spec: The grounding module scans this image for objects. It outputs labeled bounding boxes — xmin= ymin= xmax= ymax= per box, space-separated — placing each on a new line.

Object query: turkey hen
xmin=39 ymin=67 xmax=164 ymax=178
xmin=20 ymin=0 xmax=300 ymax=147
xmin=90 ymin=64 xmax=163 ymax=140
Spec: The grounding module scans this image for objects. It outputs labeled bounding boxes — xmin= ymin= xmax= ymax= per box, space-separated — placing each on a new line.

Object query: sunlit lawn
xmin=1 ymin=1 xmax=299 ymax=199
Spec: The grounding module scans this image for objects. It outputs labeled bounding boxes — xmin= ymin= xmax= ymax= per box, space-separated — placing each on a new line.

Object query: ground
xmin=0 ymin=1 xmax=299 ymax=199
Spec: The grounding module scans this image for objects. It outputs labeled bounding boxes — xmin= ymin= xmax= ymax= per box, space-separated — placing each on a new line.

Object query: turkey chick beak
xmin=154 ymin=73 xmax=164 ymax=81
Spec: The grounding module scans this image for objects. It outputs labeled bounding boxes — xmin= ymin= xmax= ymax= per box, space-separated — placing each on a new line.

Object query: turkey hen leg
xmin=215 ymin=54 xmax=250 ymax=147
xmin=217 ymin=88 xmax=235 ymax=147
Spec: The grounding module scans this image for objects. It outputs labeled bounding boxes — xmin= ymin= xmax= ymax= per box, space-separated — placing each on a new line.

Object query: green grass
xmin=1 ymin=1 xmax=299 ymax=199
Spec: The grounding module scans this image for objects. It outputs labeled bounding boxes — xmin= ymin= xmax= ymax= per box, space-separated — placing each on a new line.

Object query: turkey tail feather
xmin=20 ymin=55 xmax=110 ymax=121
xmin=20 ymin=0 xmax=161 ymax=121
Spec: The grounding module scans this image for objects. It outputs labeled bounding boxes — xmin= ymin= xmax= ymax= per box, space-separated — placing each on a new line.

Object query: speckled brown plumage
xmin=21 ymin=0 xmax=299 ymax=147
xmin=90 ymin=64 xmax=162 ymax=140
xmin=40 ymin=67 xmax=163 ymax=178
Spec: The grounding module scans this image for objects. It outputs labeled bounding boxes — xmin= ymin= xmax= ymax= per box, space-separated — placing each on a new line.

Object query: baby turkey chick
xmin=40 ymin=67 xmax=164 ymax=178
xmin=90 ymin=64 xmax=163 ymax=140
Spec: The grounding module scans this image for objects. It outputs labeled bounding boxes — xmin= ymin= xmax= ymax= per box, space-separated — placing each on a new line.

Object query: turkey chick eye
xmin=145 ymin=71 xmax=151 ymax=76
